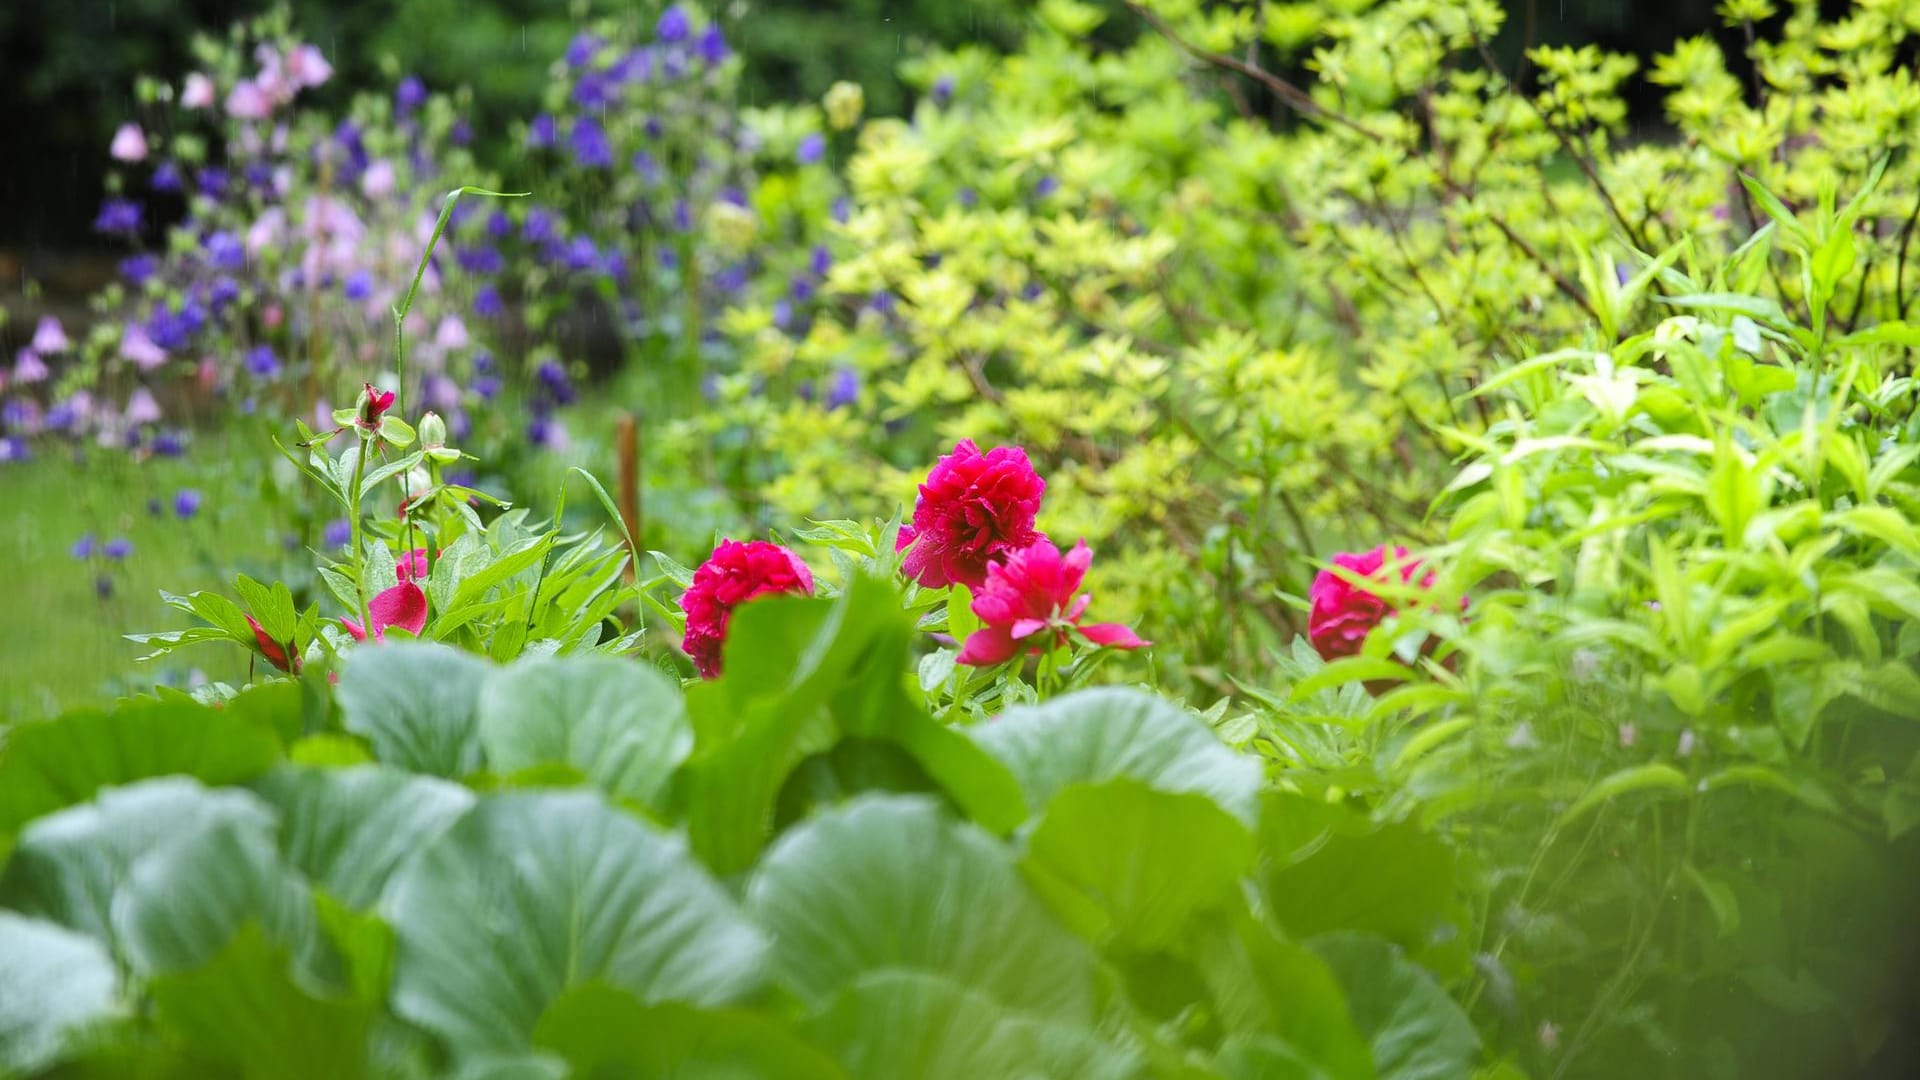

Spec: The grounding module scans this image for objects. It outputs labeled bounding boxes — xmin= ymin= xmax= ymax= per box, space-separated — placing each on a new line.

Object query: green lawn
xmin=0 ymin=433 xmax=284 ymax=721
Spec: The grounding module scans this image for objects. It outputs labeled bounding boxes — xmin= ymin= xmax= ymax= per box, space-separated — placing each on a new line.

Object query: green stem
xmin=392 ymin=186 xmax=530 ymax=415
xmin=348 ymin=435 xmax=374 ymax=634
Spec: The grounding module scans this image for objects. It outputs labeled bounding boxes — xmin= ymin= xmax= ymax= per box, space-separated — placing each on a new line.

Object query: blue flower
xmin=523 ymin=207 xmax=559 ymax=245
xmin=472 ymin=374 xmax=502 ymax=401
xmin=831 ymin=197 xmax=851 ymax=223
xmin=120 ymin=254 xmax=160 ymax=286
xmin=569 ymin=118 xmax=614 ymax=168
xmin=197 ymin=167 xmax=229 ymax=197
xmin=71 ymin=534 xmax=96 ymax=559
xmin=473 ymin=350 xmax=497 ymax=375
xmin=809 ymin=245 xmax=832 ymax=279
xmin=104 ymin=537 xmax=133 ymax=560
xmin=151 ymin=430 xmax=187 ymax=457
xmin=631 ymin=150 xmax=661 ymax=185
xmin=826 ymin=367 xmax=860 ymax=409
xmin=696 ymin=23 xmax=728 ymax=66
xmin=174 ymin=489 xmax=202 ymax=518
xmin=457 ymin=246 xmax=504 ymax=274
xmin=672 ymin=200 xmax=693 ymax=232
xmin=205 ymin=230 xmax=246 ymax=272
xmin=528 ymin=114 xmax=558 ymax=150
xmin=657 ymin=4 xmax=691 ymax=43
xmin=323 ymin=519 xmax=353 ymax=547
xmin=612 ymin=49 xmax=655 ymax=84
xmin=210 ymin=277 xmax=241 ymax=314
xmin=797 ymin=133 xmax=826 ymax=166
xmin=565 ymin=32 xmax=602 ymax=68
xmin=94 ymin=198 xmax=142 ymax=234
xmin=789 ymin=276 xmax=816 ymax=303
xmin=957 ymin=187 xmax=978 ymax=208
xmin=244 ymin=163 xmax=274 ymax=191
xmin=45 ymin=403 xmax=76 ymax=432
xmin=151 ymin=161 xmax=184 ymax=192
xmin=245 ymin=345 xmax=280 ymax=378
xmin=565 ymin=236 xmax=600 ymax=272
xmin=486 ymin=211 xmax=514 ymax=239
xmin=451 ymin=118 xmax=473 ymax=146
xmin=573 ymin=73 xmax=617 ymax=109
xmin=395 ymin=75 xmax=428 ymax=114
xmin=932 ymin=75 xmax=955 ymax=106
xmin=473 ymin=284 xmax=505 ymax=318
xmin=0 ymin=437 xmax=29 ymax=463
xmin=1034 ymin=174 xmax=1060 ymax=199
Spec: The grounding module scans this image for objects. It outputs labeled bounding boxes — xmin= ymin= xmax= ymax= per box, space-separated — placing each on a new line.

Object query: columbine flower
xmin=245 ymin=346 xmax=280 ymax=378
xmin=679 ymin=539 xmax=814 ymax=678
xmin=181 ymin=73 xmax=216 ymax=109
xmin=174 ymin=489 xmax=202 ymax=518
xmin=124 ymin=387 xmax=163 ymax=425
xmin=323 ymin=518 xmax=353 ymax=547
xmin=527 ymin=114 xmax=558 ymax=150
xmin=657 ymin=4 xmax=692 ymax=43
xmin=395 ymin=75 xmax=428 ymax=115
xmin=569 ymin=118 xmax=613 ymax=169
xmin=120 ymin=325 xmax=168 ymax=371
xmin=246 ymin=615 xmax=298 ymax=672
xmin=32 ymin=316 xmax=70 ymax=354
xmin=696 ymin=23 xmax=728 ymax=65
xmin=341 ymin=582 xmax=429 ymax=642
xmin=287 ymin=44 xmax=333 ymax=88
xmin=110 ymin=123 xmax=148 ymax=162
xmin=94 ymin=198 xmax=142 ymax=235
xmin=361 ymin=159 xmax=396 ymax=199
xmin=897 ymin=439 xmax=1046 ymax=590
xmin=104 ymin=537 xmax=133 ymax=560
xmin=71 ymin=534 xmax=96 ymax=559
xmin=434 ymin=316 xmax=470 ymax=350
xmin=13 ymin=349 xmax=49 ymax=384
xmin=1307 ymin=545 xmax=1450 ymax=662
xmin=797 ymin=132 xmax=826 ymax=166
xmin=956 ymin=539 xmax=1147 ymax=666
xmin=225 ymin=79 xmax=271 ymax=120
xmin=565 ymin=32 xmax=602 ymax=68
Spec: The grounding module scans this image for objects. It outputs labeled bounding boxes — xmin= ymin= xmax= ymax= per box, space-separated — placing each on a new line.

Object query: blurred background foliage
xmin=2 ymin=0 xmax=1743 ymax=252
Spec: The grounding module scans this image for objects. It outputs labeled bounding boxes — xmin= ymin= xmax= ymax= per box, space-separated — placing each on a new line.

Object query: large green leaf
xmin=1022 ymin=779 xmax=1255 ymax=950
xmin=477 ymin=655 xmax=692 ymax=810
xmin=0 ymin=912 xmax=121 ymax=1075
xmin=1258 ymin=793 xmax=1460 ymax=954
xmin=0 ymin=695 xmax=281 ymax=832
xmin=747 ymin=795 xmax=1096 ymax=1020
xmin=1309 ymin=933 xmax=1481 ymax=1080
xmin=335 ymin=642 xmax=492 ymax=777
xmin=148 ymin=924 xmax=372 ymax=1080
xmin=801 ymin=971 xmax=1137 ymax=1080
xmin=533 ymin=983 xmax=844 ymax=1079
xmin=253 ymin=766 xmax=475 ymax=909
xmin=1193 ymin=909 xmax=1374 ymax=1080
xmin=971 ymin=688 xmax=1261 ymax=826
xmin=5 ymin=778 xmax=316 ymax=977
xmin=382 ymin=791 xmax=767 ymax=1055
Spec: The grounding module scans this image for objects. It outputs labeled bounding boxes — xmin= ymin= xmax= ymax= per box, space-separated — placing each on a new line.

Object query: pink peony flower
xmin=225 ymin=79 xmax=271 ymax=120
xmin=181 ymin=73 xmax=216 ymax=109
xmin=109 ymin=123 xmax=148 ymax=162
xmin=341 ymin=582 xmax=429 ymax=642
xmin=286 ymin=44 xmax=333 ymax=89
xmin=119 ymin=325 xmax=168 ymax=371
xmin=896 ymin=439 xmax=1046 ymax=590
xmin=246 ymin=615 xmax=299 ymax=673
xmin=396 ymin=548 xmax=430 ymax=583
xmin=1307 ymin=545 xmax=1444 ymax=662
xmin=956 ymin=539 xmax=1146 ymax=666
xmin=679 ymin=539 xmax=815 ymax=678
xmin=32 ymin=316 xmax=71 ymax=354
xmin=356 ymin=383 xmax=396 ymax=429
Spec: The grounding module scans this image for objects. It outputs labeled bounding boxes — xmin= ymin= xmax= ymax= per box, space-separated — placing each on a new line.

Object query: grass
xmin=0 ymin=430 xmax=289 ymax=722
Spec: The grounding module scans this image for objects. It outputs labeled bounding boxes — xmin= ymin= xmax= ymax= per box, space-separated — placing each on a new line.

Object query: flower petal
xmin=368 ymin=582 xmax=428 ymax=638
xmin=957 ymin=625 xmax=1019 ymax=666
xmin=1079 ymin=622 xmax=1148 ymax=650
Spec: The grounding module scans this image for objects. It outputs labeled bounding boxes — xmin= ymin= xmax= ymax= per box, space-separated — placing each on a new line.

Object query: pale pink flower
xmin=360 ymin=159 xmax=396 ymax=199
xmin=286 ymin=44 xmax=334 ymax=89
xmin=124 ymin=387 xmax=163 ymax=425
xmin=31 ymin=316 xmax=71 ymax=354
xmin=225 ymin=80 xmax=271 ymax=120
xmin=434 ymin=316 xmax=470 ymax=350
xmin=119 ymin=325 xmax=168 ymax=371
xmin=109 ymin=123 xmax=149 ymax=163
xmin=14 ymin=348 xmax=49 ymax=383
xmin=181 ymin=73 xmax=216 ymax=109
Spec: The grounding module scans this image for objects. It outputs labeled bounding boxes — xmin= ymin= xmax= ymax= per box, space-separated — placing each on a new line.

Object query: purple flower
xmin=826 ymin=367 xmax=860 ymax=409
xmin=151 ymin=430 xmax=186 ymax=456
xmin=205 ymin=230 xmax=246 ymax=271
xmin=33 ymin=316 xmax=71 ymax=354
xmin=523 ymin=207 xmax=559 ymax=244
xmin=957 ymin=187 xmax=978 ymax=208
xmin=104 ymin=537 xmax=133 ymax=560
xmin=245 ymin=345 xmax=280 ymax=377
xmin=612 ymin=49 xmax=655 ymax=84
xmin=451 ymin=117 xmax=473 ymax=146
xmin=323 ymin=518 xmax=353 ymax=547
xmin=473 ymin=284 xmax=505 ymax=318
xmin=210 ymin=277 xmax=240 ymax=313
xmin=457 ymin=246 xmax=504 ymax=274
xmin=344 ymin=270 xmax=373 ymax=301
xmin=696 ymin=24 xmax=728 ymax=66
xmin=569 ymin=118 xmax=614 ymax=169
xmin=244 ymin=163 xmax=274 ymax=191
xmin=395 ymin=75 xmax=428 ymax=115
xmin=71 ymin=534 xmax=97 ymax=559
xmin=672 ymin=199 xmax=693 ymax=232
xmin=151 ymin=162 xmax=184 ymax=192
xmin=809 ymin=244 xmax=832 ymax=279
xmin=797 ymin=133 xmax=826 ymax=166
xmin=473 ymin=350 xmax=497 ymax=375
xmin=472 ymin=374 xmax=502 ymax=401
xmin=566 ymin=236 xmax=600 ymax=272
xmin=125 ymin=387 xmax=163 ymax=425
xmin=14 ymin=348 xmax=49 ymax=383
xmin=174 ymin=489 xmax=203 ymax=518
xmin=657 ymin=4 xmax=691 ymax=43
xmin=572 ymin=73 xmax=617 ymax=109
xmin=712 ymin=264 xmax=748 ymax=293
xmin=631 ymin=150 xmax=661 ymax=185
xmin=831 ymin=197 xmax=851 ymax=223
xmin=565 ymin=32 xmax=602 ymax=68
xmin=1034 ymin=174 xmax=1060 ymax=199
xmin=644 ymin=117 xmax=664 ymax=140
xmin=94 ymin=574 xmax=114 ymax=599
xmin=197 ymin=167 xmax=229 ymax=197
xmin=94 ymin=198 xmax=142 ymax=234
xmin=789 ymin=276 xmax=816 ymax=304
xmin=599 ymin=250 xmax=628 ymax=283
xmin=528 ymin=114 xmax=558 ymax=150
xmin=486 ymin=211 xmax=514 ymax=240
xmin=45 ymin=403 xmax=76 ymax=432
xmin=932 ymin=75 xmax=955 ymax=106
xmin=120 ymin=254 xmax=159 ymax=286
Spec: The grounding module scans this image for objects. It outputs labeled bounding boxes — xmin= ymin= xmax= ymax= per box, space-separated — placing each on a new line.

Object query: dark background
xmin=0 ymin=0 xmax=1735 ymax=258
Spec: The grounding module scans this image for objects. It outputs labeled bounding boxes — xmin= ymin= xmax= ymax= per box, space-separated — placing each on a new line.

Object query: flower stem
xmin=348 ymin=434 xmax=373 ymax=634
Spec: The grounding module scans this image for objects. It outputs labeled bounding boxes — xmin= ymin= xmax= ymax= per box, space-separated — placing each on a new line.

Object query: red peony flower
xmin=896 ymin=439 xmax=1045 ymax=590
xmin=1307 ymin=545 xmax=1443 ymax=662
xmin=341 ymin=581 xmax=428 ymax=643
xmin=246 ymin=615 xmax=299 ymax=673
xmin=956 ymin=539 xmax=1147 ymax=667
xmin=396 ymin=548 xmax=430 ymax=583
xmin=680 ymin=539 xmax=815 ymax=679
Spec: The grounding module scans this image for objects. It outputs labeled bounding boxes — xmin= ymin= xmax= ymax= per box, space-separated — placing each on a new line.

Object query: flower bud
xmin=418 ymin=410 xmax=448 ymax=448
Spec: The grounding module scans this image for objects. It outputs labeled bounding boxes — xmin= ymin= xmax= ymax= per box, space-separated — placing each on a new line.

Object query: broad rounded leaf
xmin=0 ymin=695 xmax=281 ymax=832
xmin=1023 ymin=779 xmax=1255 ymax=949
xmin=478 ymin=655 xmax=692 ymax=810
xmin=0 ymin=912 xmax=120 ymax=1075
xmin=802 ymin=971 xmax=1137 ymax=1080
xmin=1259 ymin=792 xmax=1460 ymax=953
xmin=972 ymin=688 xmax=1260 ymax=826
xmin=254 ymin=765 xmax=475 ymax=909
xmin=383 ymin=791 xmax=767 ymax=1055
xmin=534 ymin=983 xmax=844 ymax=1079
xmin=748 ymin=794 xmax=1095 ymax=1020
xmin=1309 ymin=932 xmax=1481 ymax=1080
xmin=336 ymin=642 xmax=492 ymax=777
